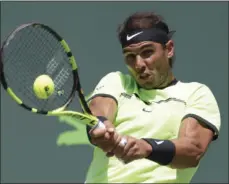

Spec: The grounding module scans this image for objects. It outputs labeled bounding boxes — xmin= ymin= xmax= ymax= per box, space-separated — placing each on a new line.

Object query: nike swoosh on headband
xmin=126 ymin=31 xmax=143 ymax=41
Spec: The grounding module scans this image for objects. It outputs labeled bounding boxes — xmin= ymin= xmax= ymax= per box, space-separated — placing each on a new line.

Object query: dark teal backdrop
xmin=1 ymin=2 xmax=228 ymax=183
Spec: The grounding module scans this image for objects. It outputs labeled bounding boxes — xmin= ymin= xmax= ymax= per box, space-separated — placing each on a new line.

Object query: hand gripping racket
xmin=0 ymin=23 xmax=127 ymax=147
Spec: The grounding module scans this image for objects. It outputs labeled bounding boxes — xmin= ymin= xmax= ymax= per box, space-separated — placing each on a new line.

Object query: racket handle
xmin=96 ymin=120 xmax=106 ymax=129
xmin=91 ymin=120 xmax=106 ymax=130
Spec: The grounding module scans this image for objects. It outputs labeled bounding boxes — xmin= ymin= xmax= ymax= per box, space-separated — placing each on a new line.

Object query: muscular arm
xmin=86 ymin=96 xmax=123 ymax=153
xmin=116 ymin=117 xmax=214 ymax=166
xmin=108 ymin=84 xmax=219 ymax=166
xmin=170 ymin=117 xmax=214 ymax=168
xmin=110 ymin=116 xmax=215 ymax=166
xmin=89 ymin=96 xmax=117 ymax=128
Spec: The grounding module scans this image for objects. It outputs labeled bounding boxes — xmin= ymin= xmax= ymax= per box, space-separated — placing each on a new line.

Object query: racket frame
xmin=0 ymin=22 xmax=99 ymax=127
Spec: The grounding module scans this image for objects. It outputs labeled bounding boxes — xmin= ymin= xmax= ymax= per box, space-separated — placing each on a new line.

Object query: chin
xmin=141 ymin=84 xmax=155 ymax=90
xmin=136 ymin=77 xmax=155 ymax=89
xmin=137 ymin=81 xmax=155 ymax=90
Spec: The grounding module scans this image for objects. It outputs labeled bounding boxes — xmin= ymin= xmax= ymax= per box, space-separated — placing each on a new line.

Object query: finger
xmin=105 ymin=132 xmax=123 ymax=153
xmin=92 ymin=130 xmax=117 ymax=143
xmin=122 ymin=146 xmax=135 ymax=161
xmin=91 ymin=131 xmax=113 ymax=144
xmin=89 ymin=127 xmax=107 ymax=138
xmin=109 ymin=134 xmax=123 ymax=154
xmin=119 ymin=137 xmax=128 ymax=147
xmin=119 ymin=137 xmax=136 ymax=161
xmin=123 ymin=159 xmax=132 ymax=164
xmin=113 ymin=132 xmax=123 ymax=147
xmin=91 ymin=139 xmax=114 ymax=152
xmin=113 ymin=146 xmax=123 ymax=158
xmin=102 ymin=132 xmax=122 ymax=152
xmin=91 ymin=136 xmax=108 ymax=144
xmin=119 ymin=147 xmax=136 ymax=164
xmin=107 ymin=127 xmax=115 ymax=133
xmin=113 ymin=138 xmax=127 ymax=158
xmin=91 ymin=132 xmax=119 ymax=152
xmin=122 ymin=138 xmax=134 ymax=157
xmin=106 ymin=152 xmax=115 ymax=157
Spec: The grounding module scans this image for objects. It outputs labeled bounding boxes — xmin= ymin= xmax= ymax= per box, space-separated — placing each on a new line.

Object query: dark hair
xmin=117 ymin=12 xmax=175 ymax=67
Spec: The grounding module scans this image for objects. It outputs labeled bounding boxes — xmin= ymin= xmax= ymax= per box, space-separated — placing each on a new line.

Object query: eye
xmin=125 ymin=53 xmax=136 ymax=64
xmin=140 ymin=49 xmax=154 ymax=58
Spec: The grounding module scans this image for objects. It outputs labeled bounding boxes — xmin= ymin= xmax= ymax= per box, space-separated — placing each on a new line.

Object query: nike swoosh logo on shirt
xmin=142 ymin=107 xmax=152 ymax=112
xmin=126 ymin=31 xmax=143 ymax=41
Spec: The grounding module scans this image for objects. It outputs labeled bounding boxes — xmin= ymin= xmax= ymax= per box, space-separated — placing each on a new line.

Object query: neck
xmin=157 ymin=71 xmax=176 ymax=89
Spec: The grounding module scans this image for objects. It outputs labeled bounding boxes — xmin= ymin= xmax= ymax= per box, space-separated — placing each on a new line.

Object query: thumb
xmin=107 ymin=127 xmax=115 ymax=133
xmin=89 ymin=127 xmax=107 ymax=138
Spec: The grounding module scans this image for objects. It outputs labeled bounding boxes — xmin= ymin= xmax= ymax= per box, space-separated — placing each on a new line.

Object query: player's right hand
xmin=89 ymin=122 xmax=122 ymax=153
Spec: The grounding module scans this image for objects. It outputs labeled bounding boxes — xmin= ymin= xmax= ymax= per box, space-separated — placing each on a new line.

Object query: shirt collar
xmin=130 ymin=78 xmax=179 ymax=103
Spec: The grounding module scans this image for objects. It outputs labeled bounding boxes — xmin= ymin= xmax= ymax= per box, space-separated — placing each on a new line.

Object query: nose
xmin=135 ymin=55 xmax=146 ymax=73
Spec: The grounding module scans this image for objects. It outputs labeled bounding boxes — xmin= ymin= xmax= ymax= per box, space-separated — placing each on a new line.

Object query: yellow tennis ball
xmin=33 ymin=74 xmax=55 ymax=99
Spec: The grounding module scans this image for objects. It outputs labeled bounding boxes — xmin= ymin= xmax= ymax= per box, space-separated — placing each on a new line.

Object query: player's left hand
xmin=109 ymin=136 xmax=152 ymax=164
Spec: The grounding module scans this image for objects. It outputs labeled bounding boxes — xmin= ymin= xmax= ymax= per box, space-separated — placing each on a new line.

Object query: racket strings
xmin=5 ymin=27 xmax=50 ymax=74
xmin=2 ymin=24 xmax=74 ymax=111
xmin=7 ymin=30 xmax=71 ymax=108
xmin=4 ymin=28 xmax=55 ymax=93
xmin=4 ymin=28 xmax=48 ymax=94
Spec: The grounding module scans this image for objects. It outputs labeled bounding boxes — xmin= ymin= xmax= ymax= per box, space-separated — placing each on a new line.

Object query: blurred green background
xmin=1 ymin=2 xmax=228 ymax=183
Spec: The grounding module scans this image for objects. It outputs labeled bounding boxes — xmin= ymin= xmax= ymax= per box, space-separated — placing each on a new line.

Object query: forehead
xmin=123 ymin=41 xmax=160 ymax=53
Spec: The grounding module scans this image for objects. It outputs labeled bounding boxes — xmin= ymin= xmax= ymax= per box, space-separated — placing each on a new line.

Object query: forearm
xmin=89 ymin=96 xmax=117 ymax=124
xmin=86 ymin=96 xmax=118 ymax=143
xmin=142 ymin=137 xmax=204 ymax=169
xmin=143 ymin=117 xmax=214 ymax=168
xmin=86 ymin=96 xmax=122 ymax=152
xmin=169 ymin=138 xmax=203 ymax=168
xmin=169 ymin=118 xmax=213 ymax=168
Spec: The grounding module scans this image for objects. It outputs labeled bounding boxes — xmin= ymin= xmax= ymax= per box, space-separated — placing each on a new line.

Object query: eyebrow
xmin=123 ymin=44 xmax=155 ymax=54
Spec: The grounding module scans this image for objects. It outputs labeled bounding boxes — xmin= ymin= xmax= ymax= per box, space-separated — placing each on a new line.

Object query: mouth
xmin=138 ymin=73 xmax=150 ymax=80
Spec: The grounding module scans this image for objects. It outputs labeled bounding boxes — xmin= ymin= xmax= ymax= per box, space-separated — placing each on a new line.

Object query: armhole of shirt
xmin=182 ymin=114 xmax=219 ymax=140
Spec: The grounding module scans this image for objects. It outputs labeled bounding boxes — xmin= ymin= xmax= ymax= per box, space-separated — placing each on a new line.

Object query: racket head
xmin=0 ymin=23 xmax=88 ymax=115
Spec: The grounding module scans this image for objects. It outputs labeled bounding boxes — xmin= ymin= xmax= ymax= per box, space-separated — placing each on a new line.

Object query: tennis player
xmin=84 ymin=11 xmax=221 ymax=183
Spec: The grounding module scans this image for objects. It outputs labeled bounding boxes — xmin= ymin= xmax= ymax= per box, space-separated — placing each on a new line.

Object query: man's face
xmin=123 ymin=40 xmax=174 ymax=89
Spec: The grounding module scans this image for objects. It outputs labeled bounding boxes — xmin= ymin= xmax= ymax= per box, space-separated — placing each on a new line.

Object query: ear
xmin=166 ymin=40 xmax=174 ymax=59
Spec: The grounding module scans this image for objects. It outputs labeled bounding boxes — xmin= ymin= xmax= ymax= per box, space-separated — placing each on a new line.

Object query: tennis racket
xmin=0 ymin=23 xmax=114 ymax=133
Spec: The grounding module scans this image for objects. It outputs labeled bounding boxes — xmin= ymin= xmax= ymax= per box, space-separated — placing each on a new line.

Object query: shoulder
xmin=177 ymin=81 xmax=206 ymax=91
xmin=175 ymin=81 xmax=215 ymax=98
xmin=87 ymin=71 xmax=135 ymax=102
xmin=99 ymin=71 xmax=135 ymax=89
xmin=166 ymin=80 xmax=218 ymax=107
